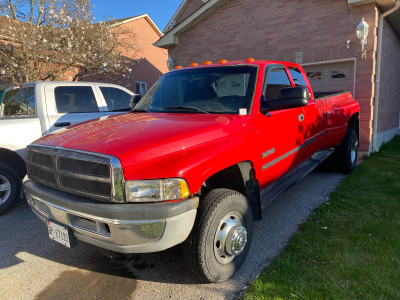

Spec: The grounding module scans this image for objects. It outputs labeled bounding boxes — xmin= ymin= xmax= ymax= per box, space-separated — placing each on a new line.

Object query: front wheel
xmin=337 ymin=129 xmax=358 ymax=173
xmin=183 ymin=188 xmax=253 ymax=283
xmin=0 ymin=163 xmax=21 ymax=214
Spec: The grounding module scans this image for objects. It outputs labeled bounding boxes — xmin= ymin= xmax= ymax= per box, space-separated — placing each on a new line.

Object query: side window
xmin=288 ymin=68 xmax=307 ymax=87
xmin=100 ymin=87 xmax=132 ymax=111
xmin=55 ymin=86 xmax=98 ymax=113
xmin=0 ymin=87 xmax=35 ymax=117
xmin=135 ymin=81 xmax=147 ymax=95
xmin=264 ymin=68 xmax=291 ymax=101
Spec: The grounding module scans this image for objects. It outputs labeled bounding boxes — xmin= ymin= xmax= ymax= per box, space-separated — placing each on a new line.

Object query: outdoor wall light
xmin=167 ymin=56 xmax=174 ymax=71
xmin=356 ymin=17 xmax=369 ymax=58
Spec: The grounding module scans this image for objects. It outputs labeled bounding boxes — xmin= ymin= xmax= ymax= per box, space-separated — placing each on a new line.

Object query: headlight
xmin=125 ymin=178 xmax=190 ymax=202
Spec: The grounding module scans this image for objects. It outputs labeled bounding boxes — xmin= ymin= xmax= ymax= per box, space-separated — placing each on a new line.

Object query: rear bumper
xmin=23 ymin=179 xmax=198 ymax=253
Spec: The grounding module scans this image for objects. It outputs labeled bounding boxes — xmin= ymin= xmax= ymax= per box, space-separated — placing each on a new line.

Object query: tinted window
xmin=55 ymin=86 xmax=98 ymax=113
xmin=264 ymin=68 xmax=291 ymax=101
xmin=0 ymin=87 xmax=35 ymax=117
xmin=289 ymin=68 xmax=307 ymax=87
xmin=100 ymin=87 xmax=132 ymax=112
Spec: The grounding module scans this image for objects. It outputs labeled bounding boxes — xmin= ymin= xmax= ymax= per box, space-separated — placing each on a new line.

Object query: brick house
xmin=0 ymin=14 xmax=168 ymax=95
xmin=155 ymin=0 xmax=400 ymax=154
xmin=89 ymin=14 xmax=169 ymax=94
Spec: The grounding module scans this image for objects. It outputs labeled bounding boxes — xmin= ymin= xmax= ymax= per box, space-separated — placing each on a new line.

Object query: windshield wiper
xmin=110 ymin=108 xmax=131 ymax=112
xmin=164 ymin=106 xmax=210 ymax=114
xmin=130 ymin=108 xmax=147 ymax=113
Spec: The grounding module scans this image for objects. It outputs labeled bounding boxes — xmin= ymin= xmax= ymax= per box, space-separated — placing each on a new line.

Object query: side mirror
xmin=260 ymin=86 xmax=309 ymax=113
xmin=129 ymin=94 xmax=142 ymax=109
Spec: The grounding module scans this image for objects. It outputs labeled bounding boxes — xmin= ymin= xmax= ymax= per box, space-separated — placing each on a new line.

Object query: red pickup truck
xmin=23 ymin=59 xmax=359 ymax=282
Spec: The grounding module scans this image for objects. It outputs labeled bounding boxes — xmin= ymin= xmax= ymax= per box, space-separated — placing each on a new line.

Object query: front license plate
xmin=47 ymin=220 xmax=72 ymax=248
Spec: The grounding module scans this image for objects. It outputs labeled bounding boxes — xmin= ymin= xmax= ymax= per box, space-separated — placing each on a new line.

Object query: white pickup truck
xmin=0 ymin=81 xmax=135 ymax=213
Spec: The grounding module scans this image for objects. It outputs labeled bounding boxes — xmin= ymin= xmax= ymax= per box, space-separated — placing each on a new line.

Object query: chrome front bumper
xmin=24 ymin=179 xmax=198 ymax=253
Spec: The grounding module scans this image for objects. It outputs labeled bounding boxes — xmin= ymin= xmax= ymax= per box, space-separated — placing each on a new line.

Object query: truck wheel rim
xmin=214 ymin=211 xmax=247 ymax=264
xmin=0 ymin=175 xmax=11 ymax=205
xmin=351 ymin=138 xmax=358 ymax=165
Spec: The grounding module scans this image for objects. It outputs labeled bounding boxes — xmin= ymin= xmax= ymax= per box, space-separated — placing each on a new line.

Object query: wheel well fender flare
xmin=0 ymin=148 xmax=26 ymax=178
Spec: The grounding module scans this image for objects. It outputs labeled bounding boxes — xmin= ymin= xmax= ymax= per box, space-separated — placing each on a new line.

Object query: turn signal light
xmin=190 ymin=62 xmax=199 ymax=67
xmin=174 ymin=65 xmax=183 ymax=69
xmin=203 ymin=60 xmax=213 ymax=65
xmin=219 ymin=59 xmax=228 ymax=64
xmin=246 ymin=57 xmax=255 ymax=62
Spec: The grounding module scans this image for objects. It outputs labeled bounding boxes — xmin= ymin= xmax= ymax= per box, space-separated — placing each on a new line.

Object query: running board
xmin=260 ymin=148 xmax=334 ymax=210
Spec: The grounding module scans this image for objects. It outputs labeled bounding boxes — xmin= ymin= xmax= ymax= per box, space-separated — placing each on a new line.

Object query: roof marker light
xmin=174 ymin=65 xmax=183 ymax=69
xmin=203 ymin=60 xmax=213 ymax=65
xmin=219 ymin=59 xmax=228 ymax=64
xmin=190 ymin=62 xmax=199 ymax=67
xmin=246 ymin=57 xmax=255 ymax=62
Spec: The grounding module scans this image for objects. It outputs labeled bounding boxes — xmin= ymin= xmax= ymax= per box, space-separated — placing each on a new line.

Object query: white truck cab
xmin=0 ymin=81 xmax=135 ymax=213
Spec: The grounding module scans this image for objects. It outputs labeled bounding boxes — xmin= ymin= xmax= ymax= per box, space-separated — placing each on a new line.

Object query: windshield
xmin=135 ymin=66 xmax=257 ymax=114
xmin=0 ymin=87 xmax=35 ymax=118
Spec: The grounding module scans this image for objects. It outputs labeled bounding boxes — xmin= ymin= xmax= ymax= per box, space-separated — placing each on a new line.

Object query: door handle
xmin=54 ymin=122 xmax=71 ymax=127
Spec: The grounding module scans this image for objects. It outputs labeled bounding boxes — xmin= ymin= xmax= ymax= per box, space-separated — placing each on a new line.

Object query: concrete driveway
xmin=0 ymin=171 xmax=345 ymax=300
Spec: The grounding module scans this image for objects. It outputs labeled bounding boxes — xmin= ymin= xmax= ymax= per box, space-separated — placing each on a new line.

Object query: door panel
xmin=44 ymin=85 xmax=107 ymax=134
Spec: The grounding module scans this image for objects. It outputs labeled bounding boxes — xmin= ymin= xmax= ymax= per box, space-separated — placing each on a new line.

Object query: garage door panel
xmin=303 ymin=62 xmax=354 ymax=94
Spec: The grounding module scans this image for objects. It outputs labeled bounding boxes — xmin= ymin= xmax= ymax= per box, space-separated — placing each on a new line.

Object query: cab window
xmin=264 ymin=68 xmax=291 ymax=101
xmin=0 ymin=87 xmax=35 ymax=117
xmin=55 ymin=86 xmax=98 ymax=113
xmin=100 ymin=87 xmax=132 ymax=112
xmin=288 ymin=67 xmax=308 ymax=87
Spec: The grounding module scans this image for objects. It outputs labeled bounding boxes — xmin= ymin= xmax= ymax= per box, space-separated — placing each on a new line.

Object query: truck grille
xmin=26 ymin=145 xmax=124 ymax=202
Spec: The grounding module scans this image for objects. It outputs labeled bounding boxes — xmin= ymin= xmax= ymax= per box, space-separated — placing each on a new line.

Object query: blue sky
xmin=92 ymin=0 xmax=183 ymax=31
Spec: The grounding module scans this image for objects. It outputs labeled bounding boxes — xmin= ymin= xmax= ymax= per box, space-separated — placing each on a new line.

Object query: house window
xmin=330 ymin=70 xmax=348 ymax=79
xmin=135 ymin=81 xmax=147 ymax=95
xmin=306 ymin=71 xmax=323 ymax=81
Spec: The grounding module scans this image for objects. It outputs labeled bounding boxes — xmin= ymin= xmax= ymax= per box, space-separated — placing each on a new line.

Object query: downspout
xmin=372 ymin=0 xmax=400 ymax=152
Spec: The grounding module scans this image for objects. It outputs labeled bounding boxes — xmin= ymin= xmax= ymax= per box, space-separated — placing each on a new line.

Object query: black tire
xmin=183 ymin=188 xmax=253 ymax=283
xmin=0 ymin=163 xmax=21 ymax=214
xmin=337 ymin=129 xmax=358 ymax=173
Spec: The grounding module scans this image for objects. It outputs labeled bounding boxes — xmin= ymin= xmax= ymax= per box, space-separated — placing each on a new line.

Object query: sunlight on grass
xmin=243 ymin=136 xmax=400 ymax=300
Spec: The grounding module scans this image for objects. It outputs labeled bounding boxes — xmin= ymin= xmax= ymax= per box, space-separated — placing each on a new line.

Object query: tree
xmin=0 ymin=0 xmax=141 ymax=84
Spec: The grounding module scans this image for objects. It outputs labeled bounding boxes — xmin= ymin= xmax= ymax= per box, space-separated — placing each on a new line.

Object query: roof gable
xmin=163 ymin=0 xmax=206 ymax=33
xmin=155 ymin=0 xmax=228 ymax=48
xmin=108 ymin=14 xmax=163 ymax=37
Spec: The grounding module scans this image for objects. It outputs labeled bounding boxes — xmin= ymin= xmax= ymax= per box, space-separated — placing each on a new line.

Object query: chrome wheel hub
xmin=351 ymin=139 xmax=359 ymax=165
xmin=214 ymin=211 xmax=247 ymax=264
xmin=0 ymin=175 xmax=11 ymax=205
xmin=226 ymin=225 xmax=247 ymax=256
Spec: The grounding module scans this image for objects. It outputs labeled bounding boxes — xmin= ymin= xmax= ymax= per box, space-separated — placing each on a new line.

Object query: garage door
xmin=303 ymin=61 xmax=354 ymax=95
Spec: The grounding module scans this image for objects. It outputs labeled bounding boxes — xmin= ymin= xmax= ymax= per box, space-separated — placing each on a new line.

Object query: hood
xmin=34 ymin=113 xmax=254 ymax=168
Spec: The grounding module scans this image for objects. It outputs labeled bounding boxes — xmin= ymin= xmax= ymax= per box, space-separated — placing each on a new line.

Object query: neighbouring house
xmin=87 ymin=14 xmax=169 ymax=94
xmin=0 ymin=14 xmax=168 ymax=95
xmin=155 ymin=0 xmax=400 ymax=154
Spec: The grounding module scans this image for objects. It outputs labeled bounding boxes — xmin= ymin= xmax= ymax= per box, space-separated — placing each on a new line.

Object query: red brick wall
xmin=85 ymin=17 xmax=169 ymax=92
xmin=377 ymin=17 xmax=400 ymax=133
xmin=168 ymin=0 xmax=379 ymax=151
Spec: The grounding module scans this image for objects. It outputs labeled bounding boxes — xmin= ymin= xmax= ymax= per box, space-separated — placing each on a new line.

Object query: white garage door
xmin=303 ymin=61 xmax=355 ymax=95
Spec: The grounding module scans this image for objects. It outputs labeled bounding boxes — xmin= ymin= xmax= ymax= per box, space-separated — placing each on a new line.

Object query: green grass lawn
xmin=243 ymin=136 xmax=400 ymax=300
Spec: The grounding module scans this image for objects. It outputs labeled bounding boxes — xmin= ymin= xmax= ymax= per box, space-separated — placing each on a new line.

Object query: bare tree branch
xmin=8 ymin=0 xmax=17 ymax=19
xmin=0 ymin=0 xmax=141 ymax=84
